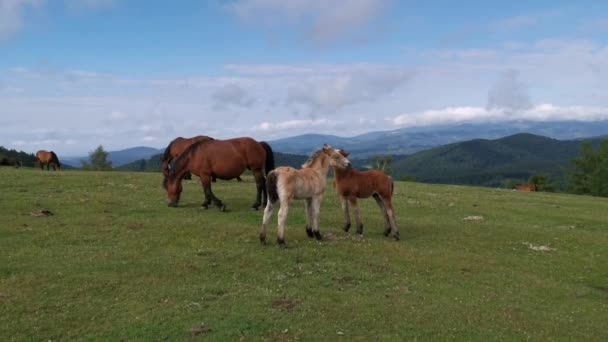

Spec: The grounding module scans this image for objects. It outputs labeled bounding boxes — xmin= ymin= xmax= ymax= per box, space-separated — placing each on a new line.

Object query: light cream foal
xmin=259 ymin=144 xmax=351 ymax=247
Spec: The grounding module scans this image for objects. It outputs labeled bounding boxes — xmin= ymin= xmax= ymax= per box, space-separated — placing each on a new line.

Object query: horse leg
xmin=277 ymin=198 xmax=291 ymax=246
xmin=251 ymin=169 xmax=265 ymax=210
xmin=305 ymin=198 xmax=314 ymax=238
xmin=260 ymin=200 xmax=276 ymax=245
xmin=384 ymin=198 xmax=399 ymax=241
xmin=373 ymin=193 xmax=391 ymax=236
xmin=311 ymin=195 xmax=323 ymax=240
xmin=237 ymin=176 xmax=243 ymax=182
xmin=200 ymin=176 xmax=212 ymax=209
xmin=349 ymin=197 xmax=364 ymax=235
xmin=340 ymin=196 xmax=351 ymax=232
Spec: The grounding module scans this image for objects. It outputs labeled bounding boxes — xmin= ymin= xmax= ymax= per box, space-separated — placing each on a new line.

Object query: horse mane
xmin=50 ymin=151 xmax=60 ymax=167
xmin=162 ymin=140 xmax=212 ymax=189
xmin=302 ymin=149 xmax=325 ymax=168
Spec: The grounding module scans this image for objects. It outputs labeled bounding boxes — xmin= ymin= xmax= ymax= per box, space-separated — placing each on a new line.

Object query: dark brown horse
xmin=161 ymin=135 xmax=242 ymax=182
xmin=163 ymin=137 xmax=275 ymax=210
xmin=35 ymin=150 xmax=61 ymax=171
xmin=332 ymin=149 xmax=399 ymax=240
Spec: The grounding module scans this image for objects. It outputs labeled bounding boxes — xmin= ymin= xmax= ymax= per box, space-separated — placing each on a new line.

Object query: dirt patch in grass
xmin=190 ymin=324 xmax=211 ymax=336
xmin=271 ymin=298 xmax=299 ymax=312
xmin=30 ymin=209 xmax=53 ymax=217
xmin=126 ymin=223 xmax=144 ymax=230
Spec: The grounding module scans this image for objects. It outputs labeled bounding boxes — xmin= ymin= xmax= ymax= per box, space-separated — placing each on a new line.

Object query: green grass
xmin=1 ymin=168 xmax=607 ymax=341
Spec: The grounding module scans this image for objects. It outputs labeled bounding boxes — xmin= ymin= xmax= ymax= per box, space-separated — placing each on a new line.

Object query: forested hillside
xmin=0 ymin=146 xmax=37 ymax=167
xmin=391 ymin=133 xmax=599 ymax=188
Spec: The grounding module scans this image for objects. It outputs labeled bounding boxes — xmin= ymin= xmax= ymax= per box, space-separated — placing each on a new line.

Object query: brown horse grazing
xmin=161 ymin=135 xmax=213 ymax=178
xmin=332 ymin=149 xmax=399 ymax=240
xmin=163 ymin=137 xmax=274 ymax=210
xmin=260 ymin=144 xmax=351 ymax=247
xmin=161 ymin=135 xmax=242 ymax=182
xmin=514 ymin=184 xmax=537 ymax=192
xmin=35 ymin=150 xmax=61 ymax=171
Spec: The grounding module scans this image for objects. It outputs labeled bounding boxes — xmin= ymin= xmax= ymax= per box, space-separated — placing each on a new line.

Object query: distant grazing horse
xmin=161 ymin=135 xmax=242 ymax=182
xmin=514 ymin=184 xmax=537 ymax=192
xmin=163 ymin=137 xmax=274 ymax=210
xmin=35 ymin=150 xmax=61 ymax=171
xmin=332 ymin=149 xmax=399 ymax=240
xmin=260 ymin=144 xmax=351 ymax=247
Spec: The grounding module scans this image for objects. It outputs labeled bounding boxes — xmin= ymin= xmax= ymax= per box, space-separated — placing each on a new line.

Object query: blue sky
xmin=1 ymin=0 xmax=608 ymax=154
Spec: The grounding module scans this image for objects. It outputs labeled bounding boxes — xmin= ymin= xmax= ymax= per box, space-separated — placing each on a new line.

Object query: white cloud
xmin=226 ymin=0 xmax=391 ymax=44
xmin=286 ymin=66 xmax=411 ymax=111
xmin=142 ymin=136 xmax=157 ymax=142
xmin=3 ymin=37 xmax=608 ymax=154
xmin=487 ymin=69 xmax=531 ymax=111
xmin=391 ymin=104 xmax=608 ymax=128
xmin=211 ymin=83 xmax=254 ymax=108
xmin=0 ymin=0 xmax=43 ymax=40
xmin=254 ymin=118 xmax=337 ymax=131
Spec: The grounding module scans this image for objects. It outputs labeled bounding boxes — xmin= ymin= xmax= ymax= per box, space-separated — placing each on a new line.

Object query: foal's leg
xmin=340 ymin=196 xmax=351 ymax=232
xmin=349 ymin=197 xmax=364 ymax=235
xmin=251 ymin=169 xmax=265 ymax=210
xmin=277 ymin=198 xmax=291 ymax=246
xmin=260 ymin=200 xmax=276 ymax=245
xmin=373 ymin=193 xmax=392 ymax=236
xmin=311 ymin=195 xmax=324 ymax=240
xmin=305 ymin=198 xmax=314 ymax=238
xmin=384 ymin=198 xmax=399 ymax=241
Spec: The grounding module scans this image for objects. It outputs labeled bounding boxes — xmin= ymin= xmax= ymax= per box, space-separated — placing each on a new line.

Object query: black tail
xmin=50 ymin=151 xmax=61 ymax=169
xmin=260 ymin=141 xmax=275 ymax=176
xmin=161 ymin=138 xmax=177 ymax=176
xmin=267 ymin=171 xmax=279 ymax=203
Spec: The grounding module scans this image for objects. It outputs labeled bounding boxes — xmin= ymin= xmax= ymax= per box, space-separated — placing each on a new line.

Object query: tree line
xmin=2 ymin=139 xmax=607 ymax=197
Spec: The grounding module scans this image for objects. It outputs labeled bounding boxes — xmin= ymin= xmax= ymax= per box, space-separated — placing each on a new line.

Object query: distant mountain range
xmin=7 ymin=119 xmax=607 ymax=190
xmin=268 ymin=120 xmax=608 ymax=157
xmin=115 ymin=132 xmax=606 ymax=191
xmin=62 ymin=146 xmax=164 ymax=167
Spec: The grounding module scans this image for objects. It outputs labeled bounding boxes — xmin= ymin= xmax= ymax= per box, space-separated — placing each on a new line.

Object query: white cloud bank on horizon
xmin=2 ymin=37 xmax=608 ymax=155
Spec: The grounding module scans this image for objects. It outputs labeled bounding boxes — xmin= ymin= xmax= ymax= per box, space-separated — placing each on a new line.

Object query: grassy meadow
xmin=1 ymin=167 xmax=607 ymax=340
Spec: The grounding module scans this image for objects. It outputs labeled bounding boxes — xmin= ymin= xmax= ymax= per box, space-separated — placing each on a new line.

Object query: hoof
xmin=384 ymin=227 xmax=391 ymax=237
xmin=342 ymin=223 xmax=351 ymax=232
xmin=356 ymin=224 xmax=364 ymax=235
xmin=393 ymin=232 xmax=400 ymax=241
xmin=313 ymin=231 xmax=323 ymax=241
xmin=218 ymin=204 xmax=226 ymax=212
xmin=277 ymin=238 xmax=286 ymax=247
xmin=305 ymin=226 xmax=314 ymax=238
xmin=251 ymin=206 xmax=260 ymax=211
xmin=167 ymin=202 xmax=178 ymax=208
xmin=259 ymin=234 xmax=267 ymax=245
xmin=201 ymin=204 xmax=209 ymax=210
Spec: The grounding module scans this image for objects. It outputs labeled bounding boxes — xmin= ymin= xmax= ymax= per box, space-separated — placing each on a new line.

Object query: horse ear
xmin=341 ymin=150 xmax=350 ymax=157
